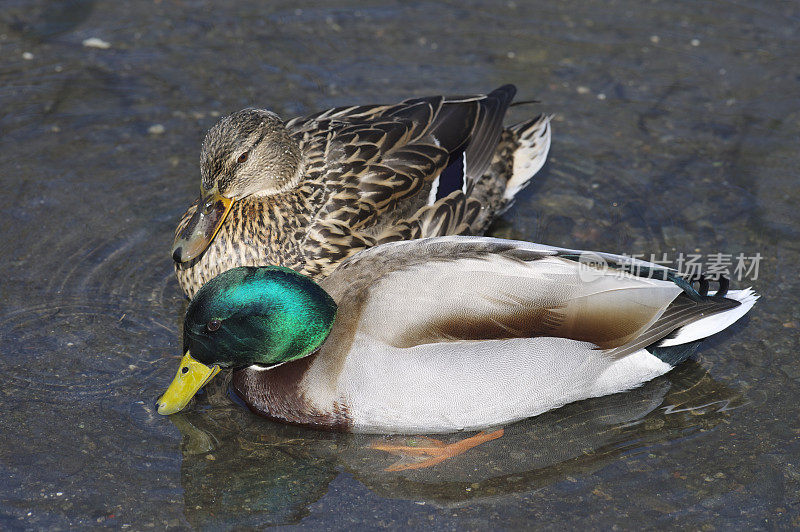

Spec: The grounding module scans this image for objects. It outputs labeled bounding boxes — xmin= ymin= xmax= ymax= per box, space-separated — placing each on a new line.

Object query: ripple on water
xmin=34 ymin=227 xmax=183 ymax=309
xmin=1 ymin=187 xmax=192 ymax=420
xmin=0 ymin=298 xmax=177 ymax=400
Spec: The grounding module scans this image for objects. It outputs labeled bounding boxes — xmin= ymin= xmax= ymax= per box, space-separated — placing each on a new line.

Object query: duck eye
xmin=237 ymin=151 xmax=249 ymax=164
xmin=207 ymin=319 xmax=221 ymax=332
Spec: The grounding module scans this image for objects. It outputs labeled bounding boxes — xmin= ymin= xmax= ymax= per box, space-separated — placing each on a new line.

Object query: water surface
xmin=1 ymin=0 xmax=798 ymax=529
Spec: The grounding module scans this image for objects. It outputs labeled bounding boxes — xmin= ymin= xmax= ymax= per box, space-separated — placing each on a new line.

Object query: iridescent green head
xmin=156 ymin=266 xmax=337 ymax=415
xmin=185 ymin=266 xmax=337 ymax=367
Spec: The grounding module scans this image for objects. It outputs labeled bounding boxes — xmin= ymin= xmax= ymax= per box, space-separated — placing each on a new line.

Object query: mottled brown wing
xmin=285 ymin=89 xmax=518 ymax=275
xmin=462 ymin=84 xmax=517 ymax=180
xmin=375 ymin=191 xmax=482 ymax=243
xmin=287 ymin=87 xmax=516 ymax=212
xmin=285 ymin=103 xmax=395 ymax=132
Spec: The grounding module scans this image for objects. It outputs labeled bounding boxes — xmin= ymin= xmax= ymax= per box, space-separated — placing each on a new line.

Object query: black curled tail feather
xmin=646 ymin=340 xmax=703 ymax=366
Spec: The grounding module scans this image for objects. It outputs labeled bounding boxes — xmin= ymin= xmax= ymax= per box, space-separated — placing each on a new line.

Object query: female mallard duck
xmin=157 ymin=236 xmax=757 ymax=434
xmin=172 ymin=85 xmax=551 ymax=298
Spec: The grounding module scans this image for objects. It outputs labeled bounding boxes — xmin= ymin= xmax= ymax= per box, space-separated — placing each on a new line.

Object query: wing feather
xmin=464 ymin=84 xmax=516 ymax=180
xmin=320 ymin=237 xmax=687 ymax=354
xmin=286 ymin=89 xmax=526 ymax=275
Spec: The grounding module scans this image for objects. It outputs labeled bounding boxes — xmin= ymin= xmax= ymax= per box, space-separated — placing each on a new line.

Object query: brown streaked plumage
xmin=173 ymin=85 xmax=552 ymax=297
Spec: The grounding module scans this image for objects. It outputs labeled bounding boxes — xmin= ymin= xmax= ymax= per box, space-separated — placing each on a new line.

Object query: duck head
xmin=156 ymin=266 xmax=337 ymax=415
xmin=172 ymin=109 xmax=303 ymax=263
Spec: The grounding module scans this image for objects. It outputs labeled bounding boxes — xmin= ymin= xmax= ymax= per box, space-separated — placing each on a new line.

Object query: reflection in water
xmin=171 ymin=410 xmax=341 ymax=528
xmin=171 ymin=361 xmax=745 ymax=527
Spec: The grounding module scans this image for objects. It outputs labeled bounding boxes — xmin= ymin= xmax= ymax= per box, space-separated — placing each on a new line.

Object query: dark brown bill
xmin=172 ymin=192 xmax=233 ymax=263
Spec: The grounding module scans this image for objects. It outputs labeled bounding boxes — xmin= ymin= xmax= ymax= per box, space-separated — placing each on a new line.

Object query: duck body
xmin=159 ymin=236 xmax=757 ymax=434
xmin=173 ymin=85 xmax=551 ymax=298
xmin=232 ymin=335 xmax=675 ymax=434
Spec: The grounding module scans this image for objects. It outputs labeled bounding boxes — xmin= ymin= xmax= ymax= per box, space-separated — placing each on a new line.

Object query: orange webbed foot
xmin=369 ymin=428 xmax=504 ymax=471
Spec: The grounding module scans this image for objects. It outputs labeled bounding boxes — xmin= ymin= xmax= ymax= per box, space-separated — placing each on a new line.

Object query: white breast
xmin=301 ymin=334 xmax=671 ymax=434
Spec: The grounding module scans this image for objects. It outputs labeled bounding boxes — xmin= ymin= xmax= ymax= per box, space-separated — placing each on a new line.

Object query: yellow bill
xmin=156 ymin=352 xmax=220 ymax=415
xmin=172 ymin=190 xmax=233 ymax=263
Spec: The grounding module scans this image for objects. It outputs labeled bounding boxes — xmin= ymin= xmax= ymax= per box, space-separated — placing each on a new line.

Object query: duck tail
xmin=461 ymin=113 xmax=552 ymax=234
xmin=601 ymin=266 xmax=757 ymax=365
xmin=645 ymin=286 xmax=757 ymax=366
xmin=656 ymin=287 xmax=759 ymax=349
xmin=503 ymin=114 xmax=552 ymax=202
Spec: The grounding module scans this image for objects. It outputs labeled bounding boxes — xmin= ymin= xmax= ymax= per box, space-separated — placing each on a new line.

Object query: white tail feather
xmin=505 ymin=115 xmax=552 ymax=200
xmin=659 ymin=288 xmax=759 ymax=347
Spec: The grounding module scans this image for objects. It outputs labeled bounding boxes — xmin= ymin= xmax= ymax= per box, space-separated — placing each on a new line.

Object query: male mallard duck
xmin=157 ymin=237 xmax=757 ymax=434
xmin=172 ymin=85 xmax=551 ymax=298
